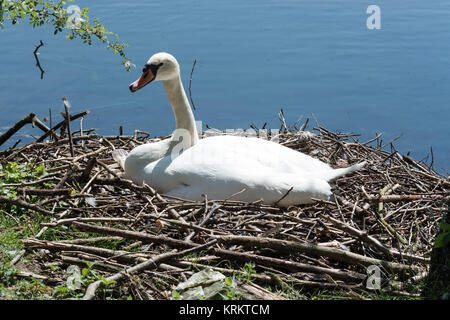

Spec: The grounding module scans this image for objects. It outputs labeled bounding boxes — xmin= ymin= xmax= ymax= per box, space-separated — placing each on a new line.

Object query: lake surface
xmin=0 ymin=0 xmax=449 ymax=173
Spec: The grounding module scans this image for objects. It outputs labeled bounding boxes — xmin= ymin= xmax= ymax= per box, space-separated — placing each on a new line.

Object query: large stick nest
xmin=0 ymin=114 xmax=448 ymax=300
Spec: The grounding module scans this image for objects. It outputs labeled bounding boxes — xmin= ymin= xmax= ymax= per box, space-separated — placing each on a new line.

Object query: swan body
xmin=114 ymin=52 xmax=366 ymax=207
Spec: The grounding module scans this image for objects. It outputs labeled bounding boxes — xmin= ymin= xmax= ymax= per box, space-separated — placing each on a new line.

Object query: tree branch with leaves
xmin=0 ymin=0 xmax=134 ymax=71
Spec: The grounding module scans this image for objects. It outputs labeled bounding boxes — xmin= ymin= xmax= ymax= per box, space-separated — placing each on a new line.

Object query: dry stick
xmin=17 ymin=188 xmax=72 ymax=197
xmin=36 ymin=110 xmax=90 ymax=142
xmin=81 ymin=158 xmax=97 ymax=181
xmin=79 ymin=170 xmax=102 ymax=194
xmin=16 ymin=270 xmax=61 ymax=285
xmin=0 ymin=195 xmax=54 ymax=215
xmin=82 ymin=239 xmax=217 ymax=300
xmin=368 ymin=194 xmax=449 ymax=202
xmin=59 ymin=236 xmax=124 ymax=245
xmin=10 ymin=250 xmax=25 ymax=266
xmin=0 ymin=113 xmax=35 ymax=147
xmin=33 ymin=40 xmax=45 ymax=79
xmin=377 ymin=184 xmax=407 ymax=245
xmin=361 ymin=133 xmax=383 ymax=146
xmin=213 ymin=235 xmax=419 ymax=274
xmin=10 ymin=139 xmax=22 ymax=149
xmin=173 ymin=260 xmax=357 ymax=291
xmin=42 ymin=217 xmax=135 ymax=227
xmin=30 ymin=115 xmax=52 ymax=135
xmin=95 ymin=159 xmax=121 ymax=178
xmin=188 ymin=59 xmax=197 ymax=111
xmin=184 ymin=203 xmax=221 ymax=242
xmin=48 ymin=108 xmax=53 ymax=141
xmin=278 ymin=109 xmax=288 ymax=132
xmin=334 ymin=195 xmax=366 ymax=214
xmin=142 ymin=184 xmax=188 ymax=224
xmin=72 ymin=221 xmax=197 ymax=249
xmin=274 ymin=186 xmax=294 ymax=206
xmin=157 ymin=216 xmax=228 ymax=235
xmin=1 ymin=173 xmax=61 ymax=187
xmin=61 ymin=255 xmax=124 ymax=273
xmin=72 ymin=146 xmax=107 ymax=162
xmin=212 ymin=248 xmax=365 ymax=282
xmin=323 ymin=215 xmax=429 ymax=264
xmin=80 ymin=116 xmax=85 ymax=148
xmin=55 ymin=166 xmax=73 ymax=189
xmin=0 ymin=208 xmax=20 ymax=225
xmin=62 ymin=96 xmax=75 ymax=157
xmin=22 ymin=239 xmax=146 ymax=264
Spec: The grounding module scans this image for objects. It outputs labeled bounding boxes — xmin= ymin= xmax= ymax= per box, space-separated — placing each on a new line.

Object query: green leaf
xmin=81 ymin=268 xmax=89 ymax=277
xmin=172 ymin=290 xmax=181 ymax=300
xmin=2 ymin=0 xmax=130 ymax=70
xmin=224 ymin=277 xmax=233 ymax=286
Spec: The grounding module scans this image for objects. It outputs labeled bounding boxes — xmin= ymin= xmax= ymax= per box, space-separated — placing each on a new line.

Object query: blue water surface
xmin=0 ymin=0 xmax=449 ymax=173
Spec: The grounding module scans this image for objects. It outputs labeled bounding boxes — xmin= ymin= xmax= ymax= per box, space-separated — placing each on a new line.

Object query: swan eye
xmin=145 ymin=63 xmax=164 ymax=75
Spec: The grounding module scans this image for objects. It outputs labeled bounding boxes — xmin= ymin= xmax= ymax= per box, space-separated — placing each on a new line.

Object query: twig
xmin=72 ymin=221 xmax=197 ymax=249
xmin=184 ymin=203 xmax=221 ymax=242
xmin=323 ymin=215 xmax=429 ymax=264
xmin=274 ymin=186 xmax=294 ymax=206
xmin=377 ymin=184 xmax=408 ymax=245
xmin=62 ymin=96 xmax=75 ymax=157
xmin=214 ymin=234 xmax=419 ymax=274
xmin=212 ymin=248 xmax=365 ymax=282
xmin=17 ymin=188 xmax=72 ymax=197
xmin=188 ymin=59 xmax=197 ymax=111
xmin=33 ymin=40 xmax=45 ymax=79
xmin=36 ymin=110 xmax=90 ymax=142
xmin=0 ymin=195 xmax=54 ymax=215
xmin=82 ymin=239 xmax=217 ymax=300
xmin=0 ymin=113 xmax=35 ymax=147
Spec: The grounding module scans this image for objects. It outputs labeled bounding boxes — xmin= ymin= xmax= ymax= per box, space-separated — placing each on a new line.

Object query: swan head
xmin=129 ymin=52 xmax=179 ymax=92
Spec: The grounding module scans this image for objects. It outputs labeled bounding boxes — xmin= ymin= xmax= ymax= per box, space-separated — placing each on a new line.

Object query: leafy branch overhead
xmin=0 ymin=0 xmax=134 ymax=71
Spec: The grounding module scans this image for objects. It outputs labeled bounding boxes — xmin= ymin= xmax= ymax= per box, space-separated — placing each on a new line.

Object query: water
xmin=0 ymin=0 xmax=449 ymax=173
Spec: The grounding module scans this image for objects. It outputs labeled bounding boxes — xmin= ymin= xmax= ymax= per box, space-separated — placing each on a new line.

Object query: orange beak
xmin=129 ymin=70 xmax=155 ymax=92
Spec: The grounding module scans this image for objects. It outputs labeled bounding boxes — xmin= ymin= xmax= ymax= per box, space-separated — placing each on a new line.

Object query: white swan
xmin=113 ymin=52 xmax=366 ymax=207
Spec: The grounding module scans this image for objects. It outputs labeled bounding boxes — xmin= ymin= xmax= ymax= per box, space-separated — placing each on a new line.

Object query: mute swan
xmin=112 ymin=52 xmax=366 ymax=207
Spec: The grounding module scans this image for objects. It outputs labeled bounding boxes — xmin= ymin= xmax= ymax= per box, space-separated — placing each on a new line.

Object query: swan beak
xmin=129 ymin=71 xmax=155 ymax=92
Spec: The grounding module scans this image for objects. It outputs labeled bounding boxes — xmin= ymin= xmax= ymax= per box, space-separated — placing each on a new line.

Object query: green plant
xmin=219 ymin=276 xmax=241 ymax=300
xmin=53 ymin=260 xmax=116 ymax=300
xmin=0 ymin=0 xmax=133 ymax=70
xmin=0 ymin=161 xmax=52 ymax=215
xmin=172 ymin=290 xmax=181 ymax=300
xmin=240 ymin=262 xmax=256 ymax=281
xmin=0 ymin=261 xmax=18 ymax=287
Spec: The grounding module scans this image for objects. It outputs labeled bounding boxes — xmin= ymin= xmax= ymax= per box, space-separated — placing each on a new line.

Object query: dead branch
xmin=33 ymin=40 xmax=45 ymax=79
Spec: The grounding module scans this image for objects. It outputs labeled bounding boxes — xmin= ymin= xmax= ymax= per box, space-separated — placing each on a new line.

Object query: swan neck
xmin=162 ymin=76 xmax=198 ymax=145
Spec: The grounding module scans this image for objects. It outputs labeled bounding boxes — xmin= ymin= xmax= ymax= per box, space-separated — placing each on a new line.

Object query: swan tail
xmin=325 ymin=161 xmax=367 ymax=182
xmin=111 ymin=149 xmax=128 ymax=170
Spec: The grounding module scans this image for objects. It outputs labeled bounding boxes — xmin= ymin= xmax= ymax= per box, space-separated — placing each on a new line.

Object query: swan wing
xmin=145 ymin=136 xmax=333 ymax=206
xmin=139 ymin=135 xmax=364 ymax=206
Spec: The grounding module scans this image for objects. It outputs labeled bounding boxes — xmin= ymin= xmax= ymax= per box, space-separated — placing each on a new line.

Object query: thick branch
xmin=72 ymin=221 xmax=197 ymax=249
xmin=0 ymin=195 xmax=54 ymax=215
xmin=214 ymin=234 xmax=419 ymax=274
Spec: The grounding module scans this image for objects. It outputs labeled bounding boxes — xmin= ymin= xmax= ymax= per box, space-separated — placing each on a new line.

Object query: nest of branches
xmin=0 ymin=109 xmax=448 ymax=300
